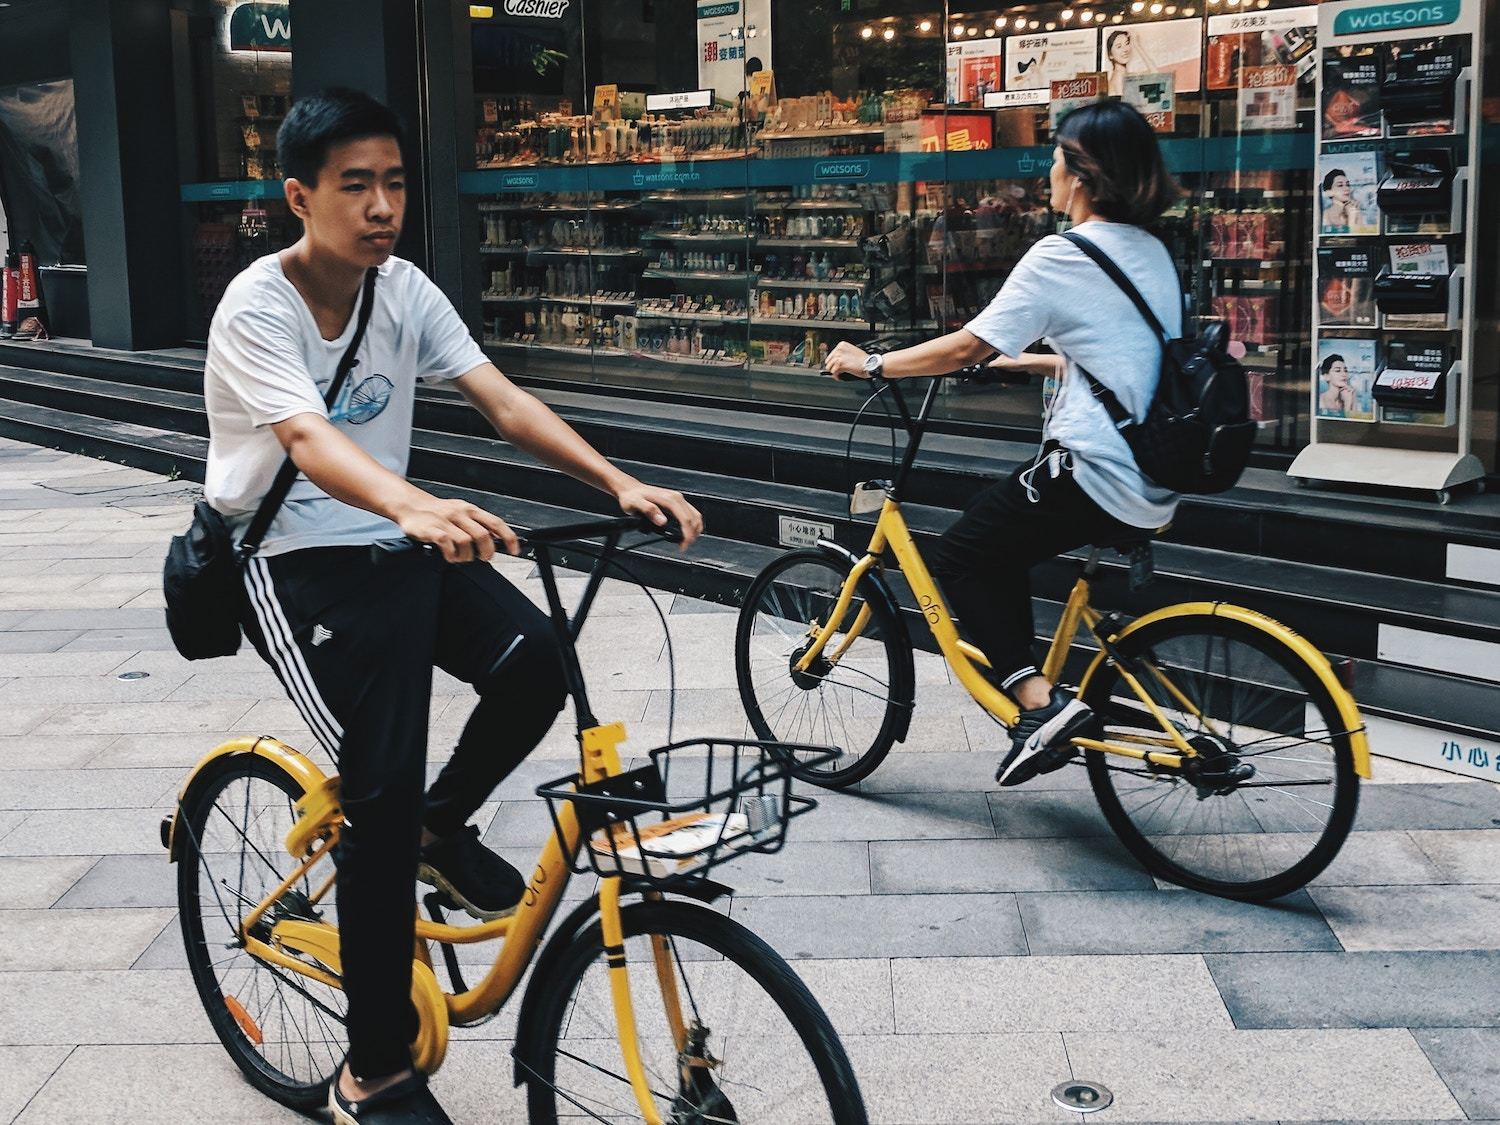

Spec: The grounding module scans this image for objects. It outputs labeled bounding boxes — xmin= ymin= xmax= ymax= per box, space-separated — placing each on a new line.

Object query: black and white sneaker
xmin=996 ymin=687 xmax=1101 ymax=787
xmin=417 ymin=824 xmax=524 ymax=921
xmin=329 ymin=1072 xmax=453 ymax=1124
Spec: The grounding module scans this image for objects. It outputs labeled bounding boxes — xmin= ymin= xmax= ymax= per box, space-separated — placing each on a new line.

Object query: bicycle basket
xmin=535 ymin=738 xmax=838 ymax=889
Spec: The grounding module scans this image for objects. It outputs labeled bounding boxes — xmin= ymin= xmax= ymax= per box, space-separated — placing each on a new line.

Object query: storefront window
xmin=181 ymin=1 xmax=295 ymax=341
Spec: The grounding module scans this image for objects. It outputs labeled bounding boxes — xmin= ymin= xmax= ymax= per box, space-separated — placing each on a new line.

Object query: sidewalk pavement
xmin=0 ymin=437 xmax=1496 ymax=1124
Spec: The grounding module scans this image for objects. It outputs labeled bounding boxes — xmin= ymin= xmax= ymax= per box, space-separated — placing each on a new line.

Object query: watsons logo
xmin=228 ymin=2 xmax=290 ymax=52
xmin=1333 ymin=0 xmax=1458 ymax=34
xmin=814 ymin=159 xmax=870 ymax=180
xmin=502 ymin=172 xmax=539 ymax=189
xmin=503 ymin=0 xmax=570 ymax=16
xmin=631 ymin=169 xmax=703 ymax=187
xmin=698 ymin=1 xmax=740 ymax=15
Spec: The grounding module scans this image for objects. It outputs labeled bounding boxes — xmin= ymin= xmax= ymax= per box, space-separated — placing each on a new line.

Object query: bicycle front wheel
xmin=1082 ymin=613 xmax=1359 ymax=901
xmin=736 ymin=549 xmax=908 ymax=787
xmin=522 ymin=899 xmax=867 ymax=1124
xmin=177 ymin=755 xmax=347 ymax=1109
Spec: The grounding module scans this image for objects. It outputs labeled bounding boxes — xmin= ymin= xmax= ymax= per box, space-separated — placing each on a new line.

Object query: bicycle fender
xmin=160 ymin=735 xmax=331 ymax=863
xmin=1076 ymin=602 xmax=1372 ymax=779
xmin=813 ymin=538 xmax=916 ymax=742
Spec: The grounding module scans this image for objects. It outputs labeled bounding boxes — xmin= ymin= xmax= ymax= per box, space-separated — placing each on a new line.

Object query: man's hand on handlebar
xmin=615 ymin=483 xmax=704 ymax=552
xmin=825 ymin=340 xmax=873 ymax=382
xmin=394 ymin=496 xmax=521 ymax=564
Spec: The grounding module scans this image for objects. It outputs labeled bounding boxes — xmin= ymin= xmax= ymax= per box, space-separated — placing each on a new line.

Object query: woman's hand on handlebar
xmin=825 ymin=340 xmax=872 ymax=382
xmin=395 ymin=495 xmax=521 ymax=564
xmin=615 ymin=482 xmax=704 ymax=552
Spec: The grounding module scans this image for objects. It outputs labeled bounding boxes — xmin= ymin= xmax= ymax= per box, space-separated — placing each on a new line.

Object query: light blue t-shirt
xmin=965 ymin=221 xmax=1181 ymax=529
xmin=204 ymin=255 xmax=489 ymax=556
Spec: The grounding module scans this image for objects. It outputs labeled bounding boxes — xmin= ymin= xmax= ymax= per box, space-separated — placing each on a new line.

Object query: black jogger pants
xmin=239 ymin=546 xmax=567 ymax=1079
xmin=929 ymin=454 xmax=1139 ymax=692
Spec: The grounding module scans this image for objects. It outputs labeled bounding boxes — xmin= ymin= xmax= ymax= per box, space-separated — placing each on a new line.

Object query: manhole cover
xmin=1052 ymin=1080 xmax=1113 ymax=1113
xmin=116 ymin=671 xmax=150 ymax=681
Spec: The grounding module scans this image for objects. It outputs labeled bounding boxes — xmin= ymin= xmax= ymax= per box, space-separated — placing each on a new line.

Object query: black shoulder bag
xmin=1062 ymin=231 xmax=1256 ymax=495
xmin=163 ymin=267 xmax=378 ymax=660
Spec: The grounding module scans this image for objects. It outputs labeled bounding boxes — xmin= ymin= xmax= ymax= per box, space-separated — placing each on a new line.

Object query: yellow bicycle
xmin=163 ymin=515 xmax=867 ymax=1123
xmin=735 ymin=370 xmax=1370 ymax=901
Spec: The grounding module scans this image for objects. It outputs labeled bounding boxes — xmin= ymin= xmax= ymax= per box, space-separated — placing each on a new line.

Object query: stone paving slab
xmin=0 ymin=857 xmax=97 ymax=908
xmin=891 ymin=954 xmax=1233 ymax=1033
xmin=0 ymin=1046 xmax=70 ymax=1125
xmin=1018 ymin=890 xmax=1343 ymax=954
xmin=52 ymin=854 xmax=175 ymax=909
xmin=1353 ymin=782 xmax=1500 ymax=832
xmin=1408 ymin=828 xmax=1500 ymax=882
xmin=0 ymin=969 xmax=213 ymax=1045
xmin=1206 ymin=951 xmax=1500 ymax=1029
xmin=1414 ymin=1028 xmax=1500 ymax=1120
xmin=870 ymin=835 xmax=1154 ymax=893
xmin=1063 ymin=1028 xmax=1464 ymax=1122
xmin=0 ymin=908 xmax=173 ymax=972
xmin=729 ymin=892 xmax=1028 ymax=958
xmin=1309 ymin=884 xmax=1500 ymax=951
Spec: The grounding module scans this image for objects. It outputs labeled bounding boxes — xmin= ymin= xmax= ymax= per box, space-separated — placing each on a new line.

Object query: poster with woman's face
xmin=1317 ymin=150 xmax=1379 ymax=235
xmin=1316 ymin=337 xmax=1376 ymax=421
xmin=1105 ymin=18 xmax=1202 ymax=96
xmin=1005 ymin=28 xmax=1100 ymax=92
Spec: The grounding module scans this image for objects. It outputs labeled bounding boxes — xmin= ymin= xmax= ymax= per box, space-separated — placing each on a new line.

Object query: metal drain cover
xmin=1052 ymin=1080 xmax=1113 ymax=1113
xmin=116 ymin=671 xmax=150 ymax=681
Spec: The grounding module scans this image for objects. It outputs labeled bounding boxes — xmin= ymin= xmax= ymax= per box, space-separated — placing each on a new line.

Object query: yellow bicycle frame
xmin=795 ymin=497 xmax=1371 ymax=777
xmin=166 ymin=722 xmax=685 ymax=1124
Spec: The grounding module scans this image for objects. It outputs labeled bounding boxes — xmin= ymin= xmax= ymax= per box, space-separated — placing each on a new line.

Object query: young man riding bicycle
xmin=201 ymin=88 xmax=701 ymax=1124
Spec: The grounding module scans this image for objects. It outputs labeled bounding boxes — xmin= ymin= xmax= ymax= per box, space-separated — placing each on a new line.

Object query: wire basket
xmin=535 ymin=738 xmax=838 ymax=889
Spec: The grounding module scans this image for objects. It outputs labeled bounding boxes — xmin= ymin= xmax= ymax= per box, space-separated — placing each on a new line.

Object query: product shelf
xmin=642 ymin=269 xmax=754 ymax=283
xmin=756 ymin=237 xmax=861 ymax=249
xmin=637 ymin=309 xmax=748 ymax=324
xmin=750 ymin=316 xmax=868 ymax=331
xmin=537 ymin=294 xmax=638 ymax=308
xmin=754 ymin=277 xmax=866 ymax=290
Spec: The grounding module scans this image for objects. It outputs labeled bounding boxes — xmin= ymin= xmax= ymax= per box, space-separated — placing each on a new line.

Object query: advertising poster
xmin=1049 ymin=73 xmax=1105 ymax=128
xmin=1317 ymin=149 xmax=1380 ymax=235
xmin=1317 ymin=245 xmax=1377 ymax=326
xmin=1316 ymin=337 xmax=1377 ymax=421
xmin=1005 ymin=28 xmax=1099 ymax=97
xmin=1207 ymin=5 xmax=1317 ymax=90
xmin=1238 ymin=63 xmax=1296 ymax=129
xmin=1321 ymin=47 xmax=1381 ymax=139
xmin=1105 ymin=19 xmax=1202 ymax=96
xmin=697 ymin=0 xmax=771 ymax=105
xmin=1388 ymin=240 xmax=1449 ymax=274
xmin=1124 ymin=72 xmax=1176 ymax=132
xmin=947 ymin=39 xmax=1005 ymax=104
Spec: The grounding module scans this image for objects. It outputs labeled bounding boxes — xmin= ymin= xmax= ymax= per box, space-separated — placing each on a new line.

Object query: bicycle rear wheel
xmin=522 ymin=899 xmax=866 ymax=1124
xmin=1081 ymin=614 xmax=1359 ymax=901
xmin=735 ymin=549 xmax=909 ymax=787
xmin=176 ymin=755 xmax=346 ymax=1109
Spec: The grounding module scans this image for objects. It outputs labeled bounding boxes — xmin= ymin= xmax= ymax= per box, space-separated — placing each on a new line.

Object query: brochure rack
xmin=1289 ymin=0 xmax=1485 ymax=502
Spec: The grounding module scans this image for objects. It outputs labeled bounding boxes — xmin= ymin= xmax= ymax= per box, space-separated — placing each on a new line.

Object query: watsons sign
xmin=228 ymin=2 xmax=290 ymax=52
xmin=1333 ymin=0 xmax=1458 ymax=34
xmin=814 ymin=159 xmax=871 ymax=180
xmin=503 ymin=0 xmax=570 ymax=16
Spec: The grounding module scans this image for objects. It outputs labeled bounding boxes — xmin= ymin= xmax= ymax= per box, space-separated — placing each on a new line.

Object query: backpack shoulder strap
xmin=1061 ymin=230 xmax=1171 ymax=345
xmin=238 ymin=266 xmax=378 ymax=559
xmin=1077 ymin=364 xmax=1135 ymax=430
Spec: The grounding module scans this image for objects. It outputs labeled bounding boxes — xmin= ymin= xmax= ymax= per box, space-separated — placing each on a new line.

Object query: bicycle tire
xmin=735 ymin=548 xmax=909 ymax=787
xmin=177 ymin=754 xmax=346 ymax=1109
xmin=522 ymin=899 xmax=867 ymax=1124
xmin=1082 ymin=613 xmax=1359 ymax=901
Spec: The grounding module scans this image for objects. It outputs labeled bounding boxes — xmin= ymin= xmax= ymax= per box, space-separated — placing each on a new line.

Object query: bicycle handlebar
xmin=371 ymin=513 xmax=682 ymax=565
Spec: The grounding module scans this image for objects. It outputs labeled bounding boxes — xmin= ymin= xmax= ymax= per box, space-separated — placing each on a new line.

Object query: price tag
xmin=646 ymin=89 xmax=714 ymax=111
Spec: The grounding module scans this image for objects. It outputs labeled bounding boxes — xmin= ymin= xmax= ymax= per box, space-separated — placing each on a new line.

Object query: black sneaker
xmin=996 ymin=686 xmax=1101 ymax=787
xmin=417 ymin=824 xmax=524 ymax=921
xmin=329 ymin=1072 xmax=452 ymax=1124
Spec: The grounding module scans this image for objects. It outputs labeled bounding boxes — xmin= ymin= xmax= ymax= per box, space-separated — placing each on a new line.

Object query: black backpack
xmin=1062 ymin=231 xmax=1256 ymax=495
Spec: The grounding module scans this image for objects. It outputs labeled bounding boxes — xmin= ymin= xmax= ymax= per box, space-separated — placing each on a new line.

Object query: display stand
xmin=1289 ymin=0 xmax=1485 ymax=503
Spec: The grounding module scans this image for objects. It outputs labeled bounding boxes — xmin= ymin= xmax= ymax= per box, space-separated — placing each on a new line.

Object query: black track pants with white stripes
xmin=240 ymin=545 xmax=567 ymax=1080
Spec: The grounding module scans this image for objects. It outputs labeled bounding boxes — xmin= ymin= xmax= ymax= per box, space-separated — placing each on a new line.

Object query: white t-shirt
xmin=204 ymin=254 xmax=488 ymax=556
xmin=965 ymin=220 xmax=1182 ymax=529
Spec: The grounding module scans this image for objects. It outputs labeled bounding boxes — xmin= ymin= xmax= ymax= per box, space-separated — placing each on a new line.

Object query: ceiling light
xmin=1061 ymin=7 xmax=1074 ymax=17
xmin=1112 ymin=12 xmax=1124 ymax=20
xmin=1080 ymin=8 xmax=1093 ymax=19
xmin=985 ymin=27 xmax=995 ymax=35
xmin=861 ymin=25 xmax=873 ymax=38
xmin=1149 ymin=3 xmax=1162 ymax=12
xmin=967 ymin=24 xmax=978 ymax=34
xmin=952 ymin=22 xmax=964 ymax=35
xmin=468 ymin=4 xmax=493 ymax=16
xmin=1164 ymin=4 xmax=1176 ymax=11
xmin=1131 ymin=1 xmax=1145 ymax=10
xmin=919 ymin=18 xmax=932 ymax=31
xmin=1183 ymin=6 xmax=1195 ymax=13
xmin=883 ymin=25 xmax=896 ymax=38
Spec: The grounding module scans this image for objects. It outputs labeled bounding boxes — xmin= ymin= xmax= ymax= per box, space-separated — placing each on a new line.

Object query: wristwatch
xmin=863 ymin=352 xmax=885 ymax=379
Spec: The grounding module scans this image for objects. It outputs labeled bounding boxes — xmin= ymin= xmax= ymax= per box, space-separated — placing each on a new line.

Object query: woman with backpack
xmin=824 ymin=101 xmax=1185 ymax=787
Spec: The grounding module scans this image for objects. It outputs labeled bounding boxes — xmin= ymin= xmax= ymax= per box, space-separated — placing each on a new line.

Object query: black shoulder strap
xmin=1061 ymin=230 xmax=1171 ymax=346
xmin=238 ymin=266 xmax=378 ymax=559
